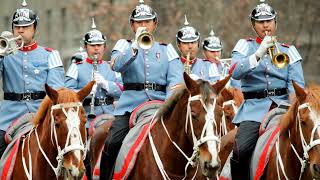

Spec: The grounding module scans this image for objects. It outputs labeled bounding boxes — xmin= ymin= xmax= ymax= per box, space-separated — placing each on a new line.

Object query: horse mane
xmin=157 ymin=80 xmax=214 ymax=119
xmin=32 ymin=87 xmax=81 ymax=125
xmin=279 ymin=84 xmax=320 ymax=132
xmin=157 ymin=85 xmax=188 ymax=119
xmin=32 ymin=96 xmax=52 ymax=125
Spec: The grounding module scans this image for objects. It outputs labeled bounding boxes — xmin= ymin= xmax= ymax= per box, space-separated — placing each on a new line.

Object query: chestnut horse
xmin=11 ymin=82 xmax=94 ymax=180
xmin=259 ymin=82 xmax=320 ymax=180
xmin=214 ymin=87 xmax=243 ymax=136
xmin=90 ymin=73 xmax=230 ymax=179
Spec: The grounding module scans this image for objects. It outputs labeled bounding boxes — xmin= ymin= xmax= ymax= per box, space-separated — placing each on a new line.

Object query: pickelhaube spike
xmin=209 ymin=30 xmax=215 ymax=37
xmin=139 ymin=0 xmax=144 ymax=4
xmin=184 ymin=15 xmax=189 ymax=26
xmin=21 ymin=0 xmax=27 ymax=7
xmin=91 ymin=17 xmax=97 ymax=29
xmin=260 ymin=0 xmax=266 ymax=2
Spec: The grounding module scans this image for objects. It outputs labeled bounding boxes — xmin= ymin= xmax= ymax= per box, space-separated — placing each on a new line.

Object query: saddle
xmin=88 ymin=114 xmax=115 ymax=137
xmin=5 ymin=113 xmax=35 ymax=144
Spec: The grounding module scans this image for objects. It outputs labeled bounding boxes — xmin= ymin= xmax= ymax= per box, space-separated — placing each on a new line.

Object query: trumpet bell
xmin=272 ymin=53 xmax=290 ymax=69
xmin=137 ymin=31 xmax=154 ymax=50
xmin=0 ymin=31 xmax=24 ymax=56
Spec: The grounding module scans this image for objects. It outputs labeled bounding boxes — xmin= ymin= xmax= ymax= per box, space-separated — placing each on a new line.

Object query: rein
xmin=220 ymin=99 xmax=238 ymax=136
xmin=148 ymin=94 xmax=219 ymax=180
xmin=21 ymin=102 xmax=86 ymax=179
xmin=276 ymin=102 xmax=320 ymax=180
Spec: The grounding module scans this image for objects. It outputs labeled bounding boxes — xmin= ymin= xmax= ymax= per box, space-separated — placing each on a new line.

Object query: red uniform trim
xmin=180 ymin=56 xmax=196 ymax=65
xmin=86 ymin=58 xmax=103 ymax=64
xmin=281 ymin=43 xmax=290 ymax=48
xmin=228 ymin=62 xmax=237 ymax=75
xmin=255 ymin=37 xmax=263 ymax=44
xmin=20 ymin=41 xmax=38 ymax=52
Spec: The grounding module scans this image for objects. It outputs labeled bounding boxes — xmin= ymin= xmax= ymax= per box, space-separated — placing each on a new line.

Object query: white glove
xmin=94 ymin=72 xmax=109 ymax=90
xmin=132 ymin=27 xmax=147 ymax=50
xmin=255 ymin=36 xmax=274 ymax=58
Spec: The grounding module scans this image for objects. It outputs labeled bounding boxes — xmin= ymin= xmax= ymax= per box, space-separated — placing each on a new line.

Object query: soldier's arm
xmin=46 ymin=50 xmax=65 ymax=89
xmin=110 ymin=39 xmax=138 ymax=73
xmin=65 ymin=63 xmax=80 ymax=90
xmin=286 ymin=45 xmax=305 ymax=94
xmin=165 ymin=44 xmax=184 ymax=99
xmin=231 ymin=39 xmax=257 ymax=80
xmin=0 ymin=56 xmax=3 ymax=80
xmin=103 ymin=71 xmax=123 ymax=98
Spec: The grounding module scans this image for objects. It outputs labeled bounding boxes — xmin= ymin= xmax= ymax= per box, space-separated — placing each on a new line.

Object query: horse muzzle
xmin=200 ymin=158 xmax=221 ymax=178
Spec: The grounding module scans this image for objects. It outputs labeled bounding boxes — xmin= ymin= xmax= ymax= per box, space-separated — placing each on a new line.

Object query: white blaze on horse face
xmin=309 ymin=108 xmax=320 ymax=137
xmin=205 ymin=104 xmax=220 ymax=167
xmin=66 ymin=108 xmax=82 ymax=162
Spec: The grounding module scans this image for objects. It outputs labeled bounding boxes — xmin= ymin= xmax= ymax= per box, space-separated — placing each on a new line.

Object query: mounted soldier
xmin=0 ymin=0 xmax=64 ymax=159
xmin=229 ymin=0 xmax=305 ymax=179
xmin=65 ymin=18 xmax=123 ymax=125
xmin=176 ymin=16 xmax=220 ymax=83
xmin=99 ymin=0 xmax=184 ymax=179
xmin=202 ymin=29 xmax=241 ymax=88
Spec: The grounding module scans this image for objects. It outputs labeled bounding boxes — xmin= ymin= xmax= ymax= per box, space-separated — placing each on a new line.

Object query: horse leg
xmin=219 ymin=128 xmax=237 ymax=168
xmin=90 ymin=120 xmax=113 ymax=174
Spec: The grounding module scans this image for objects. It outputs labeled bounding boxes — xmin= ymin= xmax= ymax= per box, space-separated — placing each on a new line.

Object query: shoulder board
xmin=45 ymin=47 xmax=54 ymax=52
xmin=281 ymin=43 xmax=290 ymax=48
xmin=126 ymin=39 xmax=132 ymax=43
xmin=246 ymin=38 xmax=254 ymax=41
xmin=159 ymin=42 xmax=168 ymax=46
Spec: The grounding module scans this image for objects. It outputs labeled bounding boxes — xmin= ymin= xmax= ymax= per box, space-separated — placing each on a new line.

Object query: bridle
xmin=276 ymin=102 xmax=320 ymax=180
xmin=149 ymin=93 xmax=220 ymax=180
xmin=22 ymin=102 xmax=86 ymax=179
xmin=220 ymin=99 xmax=238 ymax=136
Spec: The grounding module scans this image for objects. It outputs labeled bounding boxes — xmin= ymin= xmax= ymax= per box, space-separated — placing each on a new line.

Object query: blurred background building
xmin=0 ymin=0 xmax=319 ymax=99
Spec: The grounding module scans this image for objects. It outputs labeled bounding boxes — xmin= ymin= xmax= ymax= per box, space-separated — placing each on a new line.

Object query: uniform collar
xmin=256 ymin=37 xmax=263 ymax=44
xmin=20 ymin=41 xmax=38 ymax=51
xmin=86 ymin=58 xmax=103 ymax=64
xmin=180 ymin=56 xmax=197 ymax=65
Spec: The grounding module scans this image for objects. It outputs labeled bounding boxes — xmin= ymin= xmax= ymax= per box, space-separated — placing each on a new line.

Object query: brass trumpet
xmin=0 ymin=31 xmax=24 ymax=56
xmin=137 ymin=30 xmax=154 ymax=50
xmin=265 ymin=32 xmax=289 ymax=69
xmin=184 ymin=51 xmax=191 ymax=74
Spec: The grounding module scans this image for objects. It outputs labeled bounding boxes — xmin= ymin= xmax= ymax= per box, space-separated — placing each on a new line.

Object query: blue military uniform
xmin=65 ymin=58 xmax=123 ymax=126
xmin=180 ymin=56 xmax=219 ymax=83
xmin=99 ymin=1 xmax=184 ymax=179
xmin=231 ymin=37 xmax=305 ymax=124
xmin=0 ymin=43 xmax=65 ymax=130
xmin=111 ymin=40 xmax=183 ymax=115
xmin=229 ymin=2 xmax=305 ymax=180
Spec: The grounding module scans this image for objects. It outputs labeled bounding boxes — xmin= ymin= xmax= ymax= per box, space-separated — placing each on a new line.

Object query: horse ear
xmin=292 ymin=80 xmax=306 ymax=103
xmin=45 ymin=84 xmax=58 ymax=104
xmin=183 ymin=72 xmax=198 ymax=94
xmin=221 ymin=88 xmax=233 ymax=101
xmin=77 ymin=81 xmax=95 ymax=101
xmin=212 ymin=75 xmax=231 ymax=94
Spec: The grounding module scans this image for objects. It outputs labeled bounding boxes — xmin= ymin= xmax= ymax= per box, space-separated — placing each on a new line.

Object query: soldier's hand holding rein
xmin=255 ymin=36 xmax=274 ymax=60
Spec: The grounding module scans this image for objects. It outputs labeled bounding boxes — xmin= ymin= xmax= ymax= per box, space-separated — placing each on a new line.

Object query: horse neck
xmin=277 ymin=103 xmax=304 ymax=177
xmin=35 ymin=110 xmax=59 ymax=165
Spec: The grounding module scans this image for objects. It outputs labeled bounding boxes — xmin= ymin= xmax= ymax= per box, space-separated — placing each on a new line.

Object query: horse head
xmin=183 ymin=73 xmax=230 ymax=178
xmin=37 ymin=81 xmax=94 ymax=179
xmin=290 ymin=81 xmax=320 ymax=179
xmin=215 ymin=87 xmax=243 ymax=136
